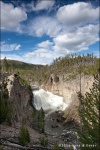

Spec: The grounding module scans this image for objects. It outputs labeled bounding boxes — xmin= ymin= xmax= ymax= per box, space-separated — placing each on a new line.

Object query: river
xmin=32 ymin=87 xmax=78 ymax=149
xmin=32 ymin=88 xmax=70 ymax=136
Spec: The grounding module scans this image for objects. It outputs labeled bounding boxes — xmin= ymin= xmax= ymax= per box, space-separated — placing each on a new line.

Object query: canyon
xmin=0 ymin=72 xmax=96 ymax=150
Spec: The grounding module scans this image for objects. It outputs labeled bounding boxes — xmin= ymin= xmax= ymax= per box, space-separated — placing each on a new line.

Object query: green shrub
xmin=52 ymin=142 xmax=60 ymax=150
xmin=39 ymin=136 xmax=48 ymax=146
xmin=18 ymin=125 xmax=30 ymax=145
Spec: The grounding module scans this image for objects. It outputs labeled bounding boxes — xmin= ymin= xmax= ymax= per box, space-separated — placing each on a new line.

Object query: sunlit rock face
xmin=42 ymin=75 xmax=94 ymax=103
xmin=32 ymin=89 xmax=68 ymax=112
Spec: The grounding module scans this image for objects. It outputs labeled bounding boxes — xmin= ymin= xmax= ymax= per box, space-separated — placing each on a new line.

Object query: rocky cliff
xmin=42 ymin=74 xmax=94 ymax=103
xmin=41 ymin=74 xmax=94 ymax=121
xmin=1 ymin=73 xmax=33 ymax=127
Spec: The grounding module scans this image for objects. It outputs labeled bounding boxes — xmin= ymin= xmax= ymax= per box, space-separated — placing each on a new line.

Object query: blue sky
xmin=1 ymin=0 xmax=100 ymax=64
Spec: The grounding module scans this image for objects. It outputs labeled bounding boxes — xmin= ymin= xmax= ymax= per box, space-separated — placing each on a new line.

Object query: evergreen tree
xmin=37 ymin=107 xmax=45 ymax=133
xmin=40 ymin=107 xmax=45 ymax=133
xmin=0 ymin=81 xmax=12 ymax=124
xmin=18 ymin=125 xmax=30 ymax=145
xmin=2 ymin=57 xmax=9 ymax=72
xmin=78 ymin=74 xmax=100 ymax=150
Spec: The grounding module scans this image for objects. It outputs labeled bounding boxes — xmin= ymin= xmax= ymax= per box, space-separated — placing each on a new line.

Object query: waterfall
xmin=32 ymin=89 xmax=68 ymax=112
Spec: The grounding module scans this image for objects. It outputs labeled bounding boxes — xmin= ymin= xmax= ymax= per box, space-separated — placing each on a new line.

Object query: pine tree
xmin=2 ymin=57 xmax=9 ymax=72
xmin=0 ymin=81 xmax=12 ymax=124
xmin=37 ymin=107 xmax=45 ymax=133
xmin=78 ymin=74 xmax=100 ymax=150
xmin=40 ymin=107 xmax=45 ymax=133
xmin=18 ymin=125 xmax=30 ymax=145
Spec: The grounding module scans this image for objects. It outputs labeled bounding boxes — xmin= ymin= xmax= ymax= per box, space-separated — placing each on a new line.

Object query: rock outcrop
xmin=41 ymin=74 xmax=94 ymax=122
xmin=1 ymin=73 xmax=33 ymax=127
xmin=42 ymin=74 xmax=94 ymax=103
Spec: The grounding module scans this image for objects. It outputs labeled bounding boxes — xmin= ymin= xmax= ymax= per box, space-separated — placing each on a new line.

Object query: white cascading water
xmin=32 ymin=89 xmax=68 ymax=112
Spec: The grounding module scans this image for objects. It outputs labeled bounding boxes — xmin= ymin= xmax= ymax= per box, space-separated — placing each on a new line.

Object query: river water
xmin=32 ymin=88 xmax=70 ymax=136
xmin=32 ymin=88 xmax=68 ymax=112
xmin=32 ymin=88 xmax=78 ymax=149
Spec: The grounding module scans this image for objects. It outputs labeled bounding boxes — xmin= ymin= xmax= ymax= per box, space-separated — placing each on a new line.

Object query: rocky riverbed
xmin=0 ymin=111 xmax=79 ymax=150
xmin=45 ymin=110 xmax=79 ymax=144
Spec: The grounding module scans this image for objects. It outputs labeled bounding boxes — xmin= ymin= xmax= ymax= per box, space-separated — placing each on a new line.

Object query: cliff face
xmin=4 ymin=74 xmax=33 ymax=127
xmin=42 ymin=74 xmax=94 ymax=121
xmin=42 ymin=74 xmax=94 ymax=103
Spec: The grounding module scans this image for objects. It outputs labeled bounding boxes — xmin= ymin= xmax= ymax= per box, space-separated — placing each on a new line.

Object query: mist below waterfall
xmin=32 ymin=89 xmax=68 ymax=112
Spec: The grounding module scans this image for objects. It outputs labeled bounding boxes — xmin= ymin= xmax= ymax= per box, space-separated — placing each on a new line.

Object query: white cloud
xmin=1 ymin=23 xmax=99 ymax=64
xmin=1 ymin=50 xmax=54 ymax=65
xmin=23 ymin=22 xmax=99 ymax=64
xmin=25 ymin=0 xmax=55 ymax=12
xmin=1 ymin=1 xmax=27 ymax=31
xmin=27 ymin=16 xmax=61 ymax=37
xmin=53 ymin=24 xmax=99 ymax=54
xmin=23 ymin=49 xmax=54 ymax=65
xmin=26 ymin=2 xmax=99 ymax=38
xmin=23 ymin=40 xmax=55 ymax=64
xmin=37 ymin=40 xmax=53 ymax=48
xmin=57 ymin=2 xmax=99 ymax=26
xmin=0 ymin=42 xmax=21 ymax=51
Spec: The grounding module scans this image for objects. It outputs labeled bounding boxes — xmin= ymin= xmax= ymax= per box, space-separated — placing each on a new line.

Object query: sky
xmin=0 ymin=0 xmax=100 ymax=65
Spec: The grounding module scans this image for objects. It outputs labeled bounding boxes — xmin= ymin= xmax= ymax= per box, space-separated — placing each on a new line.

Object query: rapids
xmin=32 ymin=89 xmax=68 ymax=112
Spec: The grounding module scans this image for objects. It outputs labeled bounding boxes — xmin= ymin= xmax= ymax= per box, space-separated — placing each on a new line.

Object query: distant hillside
xmin=0 ymin=59 xmax=44 ymax=70
xmin=0 ymin=54 xmax=100 ymax=85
